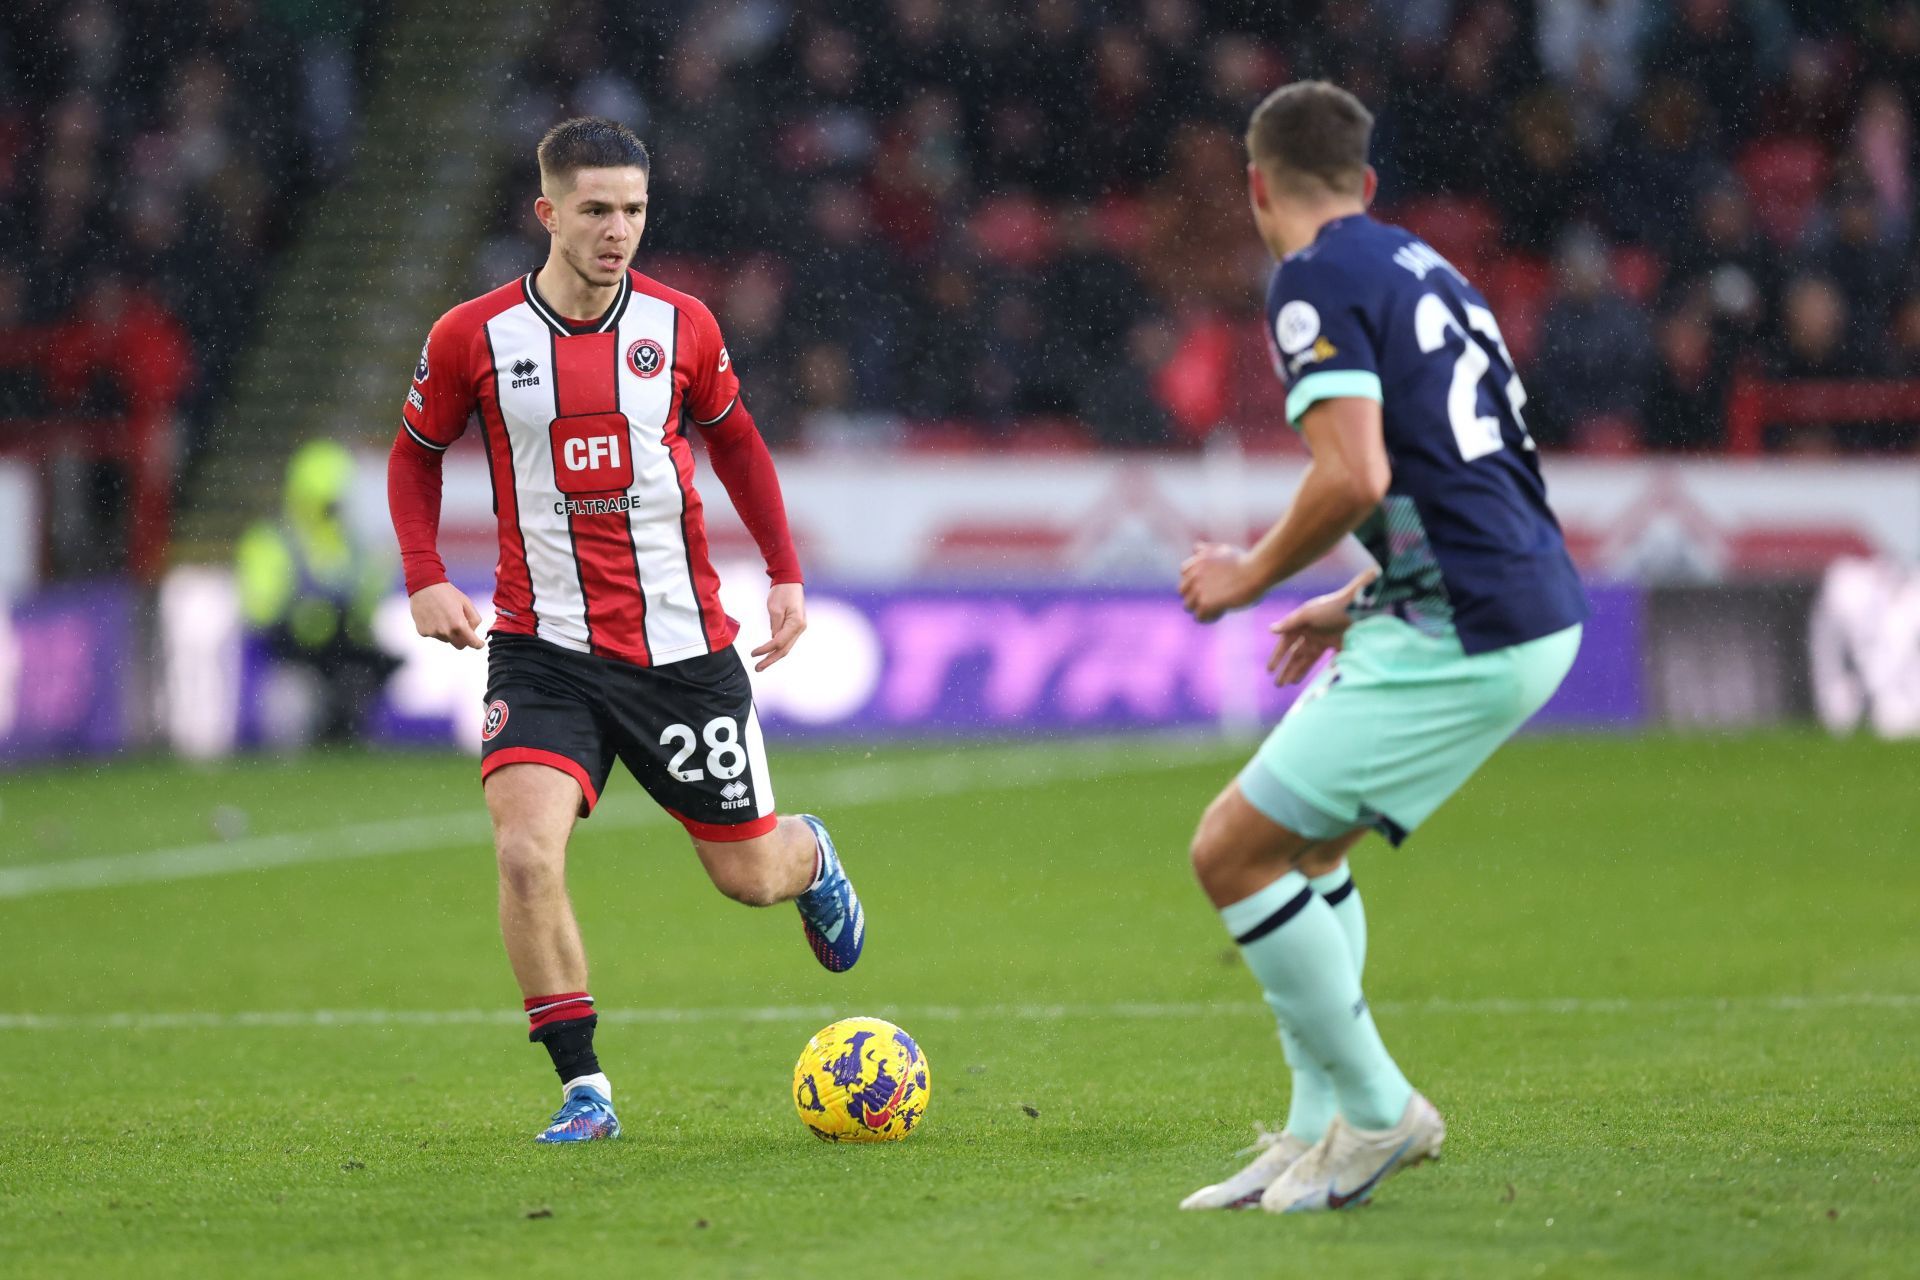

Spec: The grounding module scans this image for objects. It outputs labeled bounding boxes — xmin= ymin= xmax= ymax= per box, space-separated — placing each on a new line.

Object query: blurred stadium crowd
xmin=474 ymin=0 xmax=1920 ymax=455
xmin=6 ymin=0 xmax=1920 ymax=575
xmin=0 ymin=0 xmax=380 ymax=573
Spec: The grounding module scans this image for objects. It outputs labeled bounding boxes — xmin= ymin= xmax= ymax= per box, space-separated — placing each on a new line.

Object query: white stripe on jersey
xmin=743 ymin=704 xmax=774 ymax=819
xmin=402 ymin=420 xmax=449 ymax=452
xmin=616 ymin=289 xmax=709 ymax=662
xmin=692 ymin=395 xmax=737 ymax=426
xmin=486 ymin=303 xmax=590 ymax=651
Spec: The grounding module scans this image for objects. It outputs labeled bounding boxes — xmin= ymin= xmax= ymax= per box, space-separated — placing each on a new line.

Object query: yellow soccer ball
xmin=792 ymin=1016 xmax=931 ymax=1142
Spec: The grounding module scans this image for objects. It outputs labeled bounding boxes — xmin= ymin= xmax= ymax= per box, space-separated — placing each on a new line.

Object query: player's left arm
xmin=686 ymin=302 xmax=806 ymax=671
xmin=1180 ymin=397 xmax=1390 ymax=622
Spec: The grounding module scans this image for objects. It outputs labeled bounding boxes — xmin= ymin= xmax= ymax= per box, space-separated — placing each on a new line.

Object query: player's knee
xmin=717 ymin=872 xmax=785 ymax=907
xmin=1296 ymin=842 xmax=1350 ymax=879
xmin=699 ymin=836 xmax=788 ymax=907
xmin=1189 ymin=811 xmax=1232 ymax=893
xmin=711 ymin=863 xmax=786 ymax=907
xmin=495 ymin=828 xmax=564 ymax=900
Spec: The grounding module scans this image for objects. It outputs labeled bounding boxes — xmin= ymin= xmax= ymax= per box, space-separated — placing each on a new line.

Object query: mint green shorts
xmin=1238 ymin=618 xmax=1582 ymax=845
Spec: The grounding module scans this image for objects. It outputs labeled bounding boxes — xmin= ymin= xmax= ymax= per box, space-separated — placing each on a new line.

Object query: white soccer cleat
xmin=1179 ymin=1129 xmax=1314 ymax=1210
xmin=1258 ymin=1092 xmax=1445 ymax=1213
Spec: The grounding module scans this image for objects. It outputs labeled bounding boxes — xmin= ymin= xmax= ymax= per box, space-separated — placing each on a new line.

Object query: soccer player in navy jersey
xmin=388 ymin=118 xmax=864 ymax=1143
xmin=1175 ymin=82 xmax=1587 ymax=1212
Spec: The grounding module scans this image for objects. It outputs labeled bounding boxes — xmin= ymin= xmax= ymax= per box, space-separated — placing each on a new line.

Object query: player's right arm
xmin=1180 ymin=256 xmax=1389 ymax=622
xmin=388 ymin=315 xmax=484 ymax=650
xmin=1180 ymin=398 xmax=1388 ymax=621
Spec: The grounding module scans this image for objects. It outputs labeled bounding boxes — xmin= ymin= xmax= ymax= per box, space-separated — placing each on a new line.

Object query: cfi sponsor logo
xmin=716 ymin=346 xmax=730 ymax=373
xmin=482 ymin=699 xmax=509 ymax=742
xmin=510 ymin=356 xmax=541 ymax=389
xmin=626 ymin=337 xmax=665 ymax=378
xmin=414 ymin=338 xmax=430 ymax=383
xmin=407 ymin=386 xmax=425 ymax=412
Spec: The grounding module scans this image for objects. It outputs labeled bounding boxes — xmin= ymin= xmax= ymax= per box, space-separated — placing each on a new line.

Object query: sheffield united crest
xmin=626 ymin=338 xmax=665 ymax=378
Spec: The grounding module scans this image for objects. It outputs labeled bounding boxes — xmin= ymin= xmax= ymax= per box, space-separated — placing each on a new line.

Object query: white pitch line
xmin=0 ymin=739 xmax=1229 ymax=901
xmin=0 ymin=992 xmax=1912 ymax=1033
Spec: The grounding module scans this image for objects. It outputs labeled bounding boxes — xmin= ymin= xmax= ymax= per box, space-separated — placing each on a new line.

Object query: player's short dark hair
xmin=537 ymin=117 xmax=650 ymax=192
xmin=1245 ymin=81 xmax=1373 ymax=198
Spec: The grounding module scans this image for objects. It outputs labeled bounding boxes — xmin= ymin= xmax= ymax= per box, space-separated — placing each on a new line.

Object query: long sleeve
xmin=701 ymin=401 xmax=802 ymax=586
xmin=388 ymin=429 xmax=449 ymax=594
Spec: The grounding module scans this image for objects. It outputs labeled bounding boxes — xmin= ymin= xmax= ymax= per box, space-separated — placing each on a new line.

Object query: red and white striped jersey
xmin=401 ymin=269 xmax=744 ymax=667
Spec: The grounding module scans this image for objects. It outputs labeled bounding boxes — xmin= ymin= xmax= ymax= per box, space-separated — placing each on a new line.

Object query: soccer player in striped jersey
xmin=1175 ymin=82 xmax=1587 ymax=1212
xmin=387 ymin=118 xmax=864 ymax=1143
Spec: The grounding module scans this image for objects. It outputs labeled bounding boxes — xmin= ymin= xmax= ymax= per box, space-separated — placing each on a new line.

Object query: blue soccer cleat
xmin=534 ymin=1083 xmax=620 ymax=1143
xmin=794 ymin=814 xmax=864 ymax=973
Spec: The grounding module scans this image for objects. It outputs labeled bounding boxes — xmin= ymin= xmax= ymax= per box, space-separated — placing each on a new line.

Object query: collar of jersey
xmin=522 ymin=270 xmax=632 ymax=338
xmin=1313 ymin=212 xmax=1371 ymax=245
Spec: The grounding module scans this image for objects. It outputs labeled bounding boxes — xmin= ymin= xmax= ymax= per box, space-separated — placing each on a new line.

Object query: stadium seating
xmin=9 ymin=2 xmax=1920 ymax=583
xmin=1736 ymin=137 xmax=1830 ymax=248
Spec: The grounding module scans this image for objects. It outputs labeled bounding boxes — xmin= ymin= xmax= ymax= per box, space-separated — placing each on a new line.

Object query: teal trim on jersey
xmin=1240 ymin=617 xmax=1583 ymax=844
xmin=1285 ymin=370 xmax=1383 ymax=426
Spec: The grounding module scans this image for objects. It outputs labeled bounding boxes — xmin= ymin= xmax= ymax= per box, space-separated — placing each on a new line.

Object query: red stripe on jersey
xmin=666 ymin=329 xmax=733 ymax=651
xmin=480 ymin=326 xmax=539 ymax=634
xmin=551 ymin=331 xmax=651 ymax=664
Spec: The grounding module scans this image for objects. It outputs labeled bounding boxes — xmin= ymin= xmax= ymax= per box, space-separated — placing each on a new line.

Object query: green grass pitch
xmin=1 ymin=732 xmax=1915 ymax=1278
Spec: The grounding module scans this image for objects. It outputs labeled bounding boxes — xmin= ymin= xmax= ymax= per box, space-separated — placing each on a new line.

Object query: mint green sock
xmin=1312 ymin=866 xmax=1367 ymax=972
xmin=1278 ymin=867 xmax=1370 ymax=1140
xmin=1277 ymin=1024 xmax=1335 ymax=1141
xmin=1221 ymin=871 xmax=1411 ymax=1132
xmin=1275 ymin=868 xmax=1370 ymax=1138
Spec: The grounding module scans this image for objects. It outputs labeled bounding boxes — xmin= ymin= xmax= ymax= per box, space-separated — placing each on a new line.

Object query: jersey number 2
xmin=1414 ymin=293 xmax=1533 ymax=461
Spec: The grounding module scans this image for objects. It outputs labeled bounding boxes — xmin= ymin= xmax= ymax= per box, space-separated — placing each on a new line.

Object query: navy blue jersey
xmin=1266 ymin=213 xmax=1587 ymax=654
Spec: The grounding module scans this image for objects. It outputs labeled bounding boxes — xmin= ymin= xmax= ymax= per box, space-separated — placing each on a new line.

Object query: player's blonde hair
xmin=1245 ymin=81 xmax=1373 ymax=198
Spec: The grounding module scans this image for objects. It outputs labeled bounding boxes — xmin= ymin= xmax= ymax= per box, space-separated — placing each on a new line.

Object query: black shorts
xmin=479 ymin=634 xmax=777 ymax=841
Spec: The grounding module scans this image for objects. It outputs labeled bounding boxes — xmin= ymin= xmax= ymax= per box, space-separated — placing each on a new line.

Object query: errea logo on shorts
xmin=549 ymin=412 xmax=634 ymax=494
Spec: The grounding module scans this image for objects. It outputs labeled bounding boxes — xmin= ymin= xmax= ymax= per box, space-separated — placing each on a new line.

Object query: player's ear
xmin=1247 ymin=162 xmax=1270 ymax=213
xmin=534 ymin=194 xmax=557 ymax=234
xmin=1361 ymin=165 xmax=1379 ymax=208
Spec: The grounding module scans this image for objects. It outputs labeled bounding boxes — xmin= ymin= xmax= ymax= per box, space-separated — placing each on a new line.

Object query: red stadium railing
xmin=1725 ymin=377 xmax=1920 ymax=455
xmin=0 ymin=413 xmax=174 ymax=582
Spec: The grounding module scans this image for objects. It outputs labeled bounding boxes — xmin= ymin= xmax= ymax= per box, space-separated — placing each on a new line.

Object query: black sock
xmin=531 ymin=1014 xmax=601 ymax=1085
